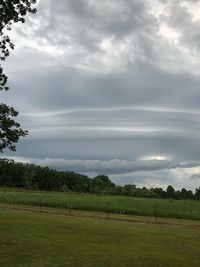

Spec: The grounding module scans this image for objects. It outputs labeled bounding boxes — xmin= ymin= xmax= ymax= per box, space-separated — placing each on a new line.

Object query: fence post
xmin=39 ymin=195 xmax=42 ymax=212
xmin=68 ymin=197 xmax=71 ymax=215
xmin=153 ymin=202 xmax=158 ymax=223
xmin=13 ymin=192 xmax=16 ymax=209
xmin=107 ymin=202 xmax=110 ymax=220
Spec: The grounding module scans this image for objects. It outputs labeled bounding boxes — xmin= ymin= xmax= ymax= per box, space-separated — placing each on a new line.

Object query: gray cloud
xmin=1 ymin=0 xmax=200 ymax=189
xmin=35 ymin=158 xmax=200 ymax=175
xmin=3 ymin=62 xmax=200 ymax=113
xmin=34 ymin=0 xmax=157 ymax=46
xmin=160 ymin=0 xmax=200 ymax=54
xmin=3 ymin=156 xmax=200 ymax=175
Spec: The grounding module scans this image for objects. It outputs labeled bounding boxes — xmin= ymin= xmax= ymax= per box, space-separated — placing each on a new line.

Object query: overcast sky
xmin=2 ymin=0 xmax=200 ymax=189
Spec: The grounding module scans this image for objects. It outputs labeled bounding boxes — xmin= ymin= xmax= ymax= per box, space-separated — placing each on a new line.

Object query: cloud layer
xmin=2 ymin=0 xmax=200 ymax=189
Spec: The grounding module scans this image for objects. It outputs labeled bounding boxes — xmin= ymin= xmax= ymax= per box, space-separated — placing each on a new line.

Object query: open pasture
xmin=0 ymin=209 xmax=200 ymax=267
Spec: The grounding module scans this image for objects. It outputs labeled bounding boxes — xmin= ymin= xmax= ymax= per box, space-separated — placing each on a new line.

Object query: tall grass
xmin=0 ymin=189 xmax=200 ymax=220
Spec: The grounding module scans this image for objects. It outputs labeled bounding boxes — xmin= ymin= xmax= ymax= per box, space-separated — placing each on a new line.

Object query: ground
xmin=0 ymin=207 xmax=200 ymax=267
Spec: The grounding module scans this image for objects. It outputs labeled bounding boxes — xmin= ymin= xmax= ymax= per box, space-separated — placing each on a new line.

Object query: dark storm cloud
xmin=5 ymin=131 xmax=200 ymax=165
xmin=33 ymin=158 xmax=200 ymax=175
xmin=3 ymin=154 xmax=200 ymax=176
xmin=3 ymin=61 xmax=200 ymax=113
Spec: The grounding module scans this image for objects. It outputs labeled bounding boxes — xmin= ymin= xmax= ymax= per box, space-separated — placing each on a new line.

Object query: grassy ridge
xmin=1 ymin=209 xmax=200 ymax=267
xmin=0 ymin=189 xmax=200 ymax=220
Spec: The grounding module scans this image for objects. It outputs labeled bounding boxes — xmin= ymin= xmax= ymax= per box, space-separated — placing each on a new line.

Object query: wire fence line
xmin=0 ymin=190 xmax=200 ymax=221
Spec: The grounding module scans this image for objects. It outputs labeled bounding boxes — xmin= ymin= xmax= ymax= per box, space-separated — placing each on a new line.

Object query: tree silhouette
xmin=0 ymin=0 xmax=37 ymax=152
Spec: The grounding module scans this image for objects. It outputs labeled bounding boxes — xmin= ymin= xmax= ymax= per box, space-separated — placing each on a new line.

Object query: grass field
xmin=0 ymin=188 xmax=200 ymax=220
xmin=0 ymin=208 xmax=200 ymax=267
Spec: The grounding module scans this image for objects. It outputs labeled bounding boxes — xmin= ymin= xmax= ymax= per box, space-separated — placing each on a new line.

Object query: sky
xmin=2 ymin=0 xmax=200 ymax=190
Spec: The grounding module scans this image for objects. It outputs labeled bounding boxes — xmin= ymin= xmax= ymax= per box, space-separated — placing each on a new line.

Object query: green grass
xmin=0 ymin=188 xmax=200 ymax=220
xmin=0 ymin=209 xmax=200 ymax=267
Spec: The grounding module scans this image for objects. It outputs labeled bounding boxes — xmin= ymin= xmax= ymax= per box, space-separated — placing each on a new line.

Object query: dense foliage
xmin=0 ymin=158 xmax=199 ymax=200
xmin=0 ymin=0 xmax=37 ymax=151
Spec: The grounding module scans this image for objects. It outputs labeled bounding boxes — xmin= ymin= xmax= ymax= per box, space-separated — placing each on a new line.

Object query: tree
xmin=166 ymin=185 xmax=175 ymax=199
xmin=91 ymin=175 xmax=115 ymax=194
xmin=186 ymin=190 xmax=194 ymax=200
xmin=195 ymin=187 xmax=200 ymax=200
xmin=151 ymin=187 xmax=166 ymax=198
xmin=181 ymin=188 xmax=188 ymax=199
xmin=0 ymin=0 xmax=37 ymax=152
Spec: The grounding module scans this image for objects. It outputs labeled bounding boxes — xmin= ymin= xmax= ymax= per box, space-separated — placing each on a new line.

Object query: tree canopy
xmin=0 ymin=0 xmax=37 ymax=152
xmin=0 ymin=158 xmax=198 ymax=200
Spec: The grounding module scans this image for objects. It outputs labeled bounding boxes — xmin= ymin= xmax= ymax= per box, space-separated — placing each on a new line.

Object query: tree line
xmin=0 ymin=158 xmax=200 ymax=200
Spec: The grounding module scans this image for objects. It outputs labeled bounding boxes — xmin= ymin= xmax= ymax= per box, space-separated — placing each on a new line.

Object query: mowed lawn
xmin=0 ymin=209 xmax=200 ymax=267
xmin=1 ymin=189 xmax=200 ymax=220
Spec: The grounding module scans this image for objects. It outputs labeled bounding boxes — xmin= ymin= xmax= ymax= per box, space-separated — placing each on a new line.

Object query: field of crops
xmin=1 ymin=209 xmax=200 ymax=267
xmin=0 ymin=188 xmax=200 ymax=220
